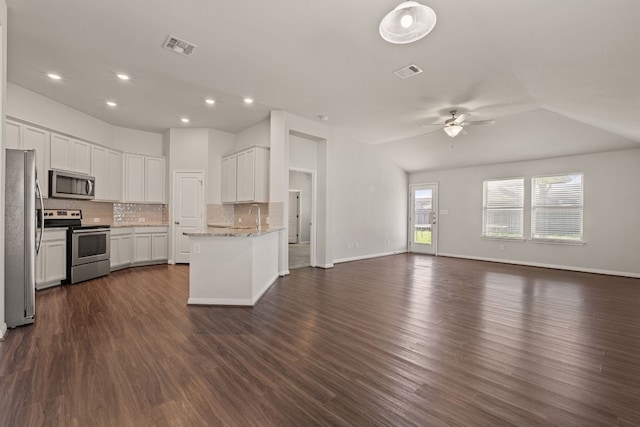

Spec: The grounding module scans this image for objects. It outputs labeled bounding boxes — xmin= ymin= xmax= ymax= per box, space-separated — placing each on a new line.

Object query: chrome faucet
xmin=249 ymin=204 xmax=262 ymax=232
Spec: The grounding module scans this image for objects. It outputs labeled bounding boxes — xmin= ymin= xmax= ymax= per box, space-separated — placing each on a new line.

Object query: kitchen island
xmin=185 ymin=227 xmax=283 ymax=306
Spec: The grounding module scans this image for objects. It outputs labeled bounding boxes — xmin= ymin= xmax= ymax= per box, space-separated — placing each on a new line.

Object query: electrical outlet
xmin=238 ymin=218 xmax=242 ymax=223
xmin=355 ymin=242 xmax=360 ymax=248
xmin=347 ymin=243 xmax=352 ymax=249
xmin=93 ymin=218 xmax=100 ymax=223
xmin=266 ymin=216 xmax=270 ymax=224
xmin=193 ymin=243 xmax=201 ymax=254
xmin=386 ymin=239 xmax=391 ymax=246
xmin=138 ymin=217 xmax=146 ymax=222
xmin=498 ymin=244 xmax=505 ymax=251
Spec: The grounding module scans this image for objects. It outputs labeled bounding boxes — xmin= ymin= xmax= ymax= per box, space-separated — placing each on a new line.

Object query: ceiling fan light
xmin=379 ymin=1 xmax=437 ymax=44
xmin=444 ymin=125 xmax=463 ymax=138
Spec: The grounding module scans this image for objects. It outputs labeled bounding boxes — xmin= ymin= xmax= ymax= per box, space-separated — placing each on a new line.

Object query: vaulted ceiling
xmin=7 ymin=0 xmax=640 ymax=172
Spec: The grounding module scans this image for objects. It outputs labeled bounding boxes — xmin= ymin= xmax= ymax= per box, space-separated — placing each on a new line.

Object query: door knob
xmin=174 ymin=221 xmax=180 ymax=225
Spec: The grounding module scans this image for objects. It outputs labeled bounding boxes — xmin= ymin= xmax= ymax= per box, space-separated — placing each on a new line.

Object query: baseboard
xmin=318 ymin=263 xmax=335 ymax=269
xmin=437 ymin=252 xmax=640 ymax=279
xmin=0 ymin=323 xmax=7 ymax=340
xmin=279 ymin=269 xmax=290 ymax=276
xmin=252 ymin=274 xmax=278 ymax=305
xmin=188 ymin=297 xmax=253 ymax=306
xmin=334 ymin=250 xmax=408 ymax=264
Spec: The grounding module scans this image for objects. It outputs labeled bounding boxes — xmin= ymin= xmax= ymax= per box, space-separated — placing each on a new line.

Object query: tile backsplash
xmin=43 ymin=198 xmax=168 ymax=226
xmin=207 ymin=203 xmax=270 ymax=227
xmin=113 ymin=203 xmax=168 ymax=226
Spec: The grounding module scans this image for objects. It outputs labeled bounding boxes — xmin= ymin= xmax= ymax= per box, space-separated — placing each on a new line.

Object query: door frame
xmin=408 ymin=182 xmax=438 ymax=255
xmin=288 ymin=167 xmax=317 ymax=267
xmin=171 ymin=170 xmax=205 ymax=264
xmin=288 ymin=190 xmax=301 ymax=244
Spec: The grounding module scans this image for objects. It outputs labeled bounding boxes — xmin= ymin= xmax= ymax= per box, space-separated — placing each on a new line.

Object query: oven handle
xmin=86 ymin=179 xmax=93 ymax=196
xmin=72 ymin=228 xmax=110 ymax=234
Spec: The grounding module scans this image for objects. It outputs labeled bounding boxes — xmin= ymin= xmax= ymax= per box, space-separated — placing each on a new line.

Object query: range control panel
xmin=41 ymin=209 xmax=82 ymax=219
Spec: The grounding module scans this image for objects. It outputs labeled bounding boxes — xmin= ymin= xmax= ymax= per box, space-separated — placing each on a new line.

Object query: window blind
xmin=531 ymin=173 xmax=583 ymax=242
xmin=482 ymin=178 xmax=524 ymax=239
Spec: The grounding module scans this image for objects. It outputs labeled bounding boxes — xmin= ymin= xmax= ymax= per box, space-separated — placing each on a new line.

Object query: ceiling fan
xmin=423 ymin=110 xmax=496 ymax=138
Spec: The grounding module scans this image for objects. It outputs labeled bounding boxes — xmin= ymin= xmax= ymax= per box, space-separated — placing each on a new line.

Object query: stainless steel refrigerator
xmin=4 ymin=149 xmax=44 ymax=328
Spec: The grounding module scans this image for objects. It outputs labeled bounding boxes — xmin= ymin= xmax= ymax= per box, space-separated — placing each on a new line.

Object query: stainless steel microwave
xmin=49 ymin=170 xmax=95 ymax=200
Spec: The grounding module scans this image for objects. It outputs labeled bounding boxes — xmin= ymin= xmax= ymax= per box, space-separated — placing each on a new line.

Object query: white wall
xmin=113 ymin=126 xmax=163 ymax=156
xmin=1 ymin=0 xmax=8 ymax=339
xmin=7 ymin=83 xmax=114 ymax=146
xmin=7 ymin=83 xmax=163 ymax=154
xmin=331 ymin=129 xmax=408 ymax=262
xmin=410 ymin=149 xmax=640 ymax=277
xmin=235 ymin=119 xmax=270 ymax=151
xmin=289 ymin=171 xmax=312 ymax=242
xmin=290 ymin=133 xmax=318 ymax=170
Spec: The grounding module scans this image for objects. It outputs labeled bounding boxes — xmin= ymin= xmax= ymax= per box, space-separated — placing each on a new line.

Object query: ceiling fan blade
xmin=423 ymin=127 xmax=444 ymax=136
xmin=453 ymin=113 xmax=469 ymax=125
xmin=465 ymin=119 xmax=496 ymax=126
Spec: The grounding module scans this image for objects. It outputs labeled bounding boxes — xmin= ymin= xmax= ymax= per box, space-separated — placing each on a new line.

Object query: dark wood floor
xmin=2 ymin=255 xmax=640 ymax=426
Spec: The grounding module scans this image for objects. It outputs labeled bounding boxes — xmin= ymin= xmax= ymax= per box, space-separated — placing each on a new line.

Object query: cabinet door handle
xmin=174 ymin=221 xmax=180 ymax=225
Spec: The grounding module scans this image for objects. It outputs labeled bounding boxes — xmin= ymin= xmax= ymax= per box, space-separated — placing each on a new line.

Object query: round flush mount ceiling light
xmin=243 ymin=97 xmax=254 ymax=104
xmin=116 ymin=73 xmax=130 ymax=81
xmin=181 ymin=117 xmax=190 ymax=123
xmin=205 ymin=98 xmax=216 ymax=105
xmin=379 ymin=1 xmax=437 ymax=44
xmin=47 ymin=73 xmax=62 ymax=80
xmin=106 ymin=100 xmax=117 ymax=107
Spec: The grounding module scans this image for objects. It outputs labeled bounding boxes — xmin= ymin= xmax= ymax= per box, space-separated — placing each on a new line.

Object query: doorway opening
xmin=288 ymin=169 xmax=314 ymax=269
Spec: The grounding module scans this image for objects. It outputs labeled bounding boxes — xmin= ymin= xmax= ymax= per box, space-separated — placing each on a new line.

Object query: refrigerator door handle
xmin=36 ymin=179 xmax=44 ymax=255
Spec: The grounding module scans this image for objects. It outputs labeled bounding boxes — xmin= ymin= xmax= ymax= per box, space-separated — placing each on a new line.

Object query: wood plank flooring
xmin=1 ymin=254 xmax=640 ymax=426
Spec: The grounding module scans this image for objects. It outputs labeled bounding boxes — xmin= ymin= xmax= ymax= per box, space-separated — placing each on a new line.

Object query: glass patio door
xmin=409 ymin=183 xmax=438 ymax=254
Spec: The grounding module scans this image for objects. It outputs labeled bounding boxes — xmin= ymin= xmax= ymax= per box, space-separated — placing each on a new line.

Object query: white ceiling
xmin=6 ymin=0 xmax=640 ymax=172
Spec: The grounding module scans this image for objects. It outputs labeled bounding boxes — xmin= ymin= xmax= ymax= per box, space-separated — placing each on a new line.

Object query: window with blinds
xmin=482 ymin=177 xmax=524 ymax=239
xmin=531 ymin=173 xmax=583 ymax=242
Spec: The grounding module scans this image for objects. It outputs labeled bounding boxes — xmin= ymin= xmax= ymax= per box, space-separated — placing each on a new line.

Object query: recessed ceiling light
xmin=106 ymin=101 xmax=117 ymax=107
xmin=318 ymin=115 xmax=329 ymax=121
xmin=47 ymin=73 xmax=62 ymax=80
xmin=181 ymin=117 xmax=190 ymax=123
xmin=117 ymin=73 xmax=130 ymax=81
xmin=243 ymin=97 xmax=254 ymax=104
xmin=205 ymin=98 xmax=215 ymax=105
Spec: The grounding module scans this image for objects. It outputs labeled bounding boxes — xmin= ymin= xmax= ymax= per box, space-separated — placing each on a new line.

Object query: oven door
xmin=71 ymin=228 xmax=110 ymax=266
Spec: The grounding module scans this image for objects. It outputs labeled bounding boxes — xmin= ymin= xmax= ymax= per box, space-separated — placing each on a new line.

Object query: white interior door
xmin=288 ymin=190 xmax=300 ymax=243
xmin=173 ymin=171 xmax=204 ymax=263
xmin=409 ymin=183 xmax=438 ymax=255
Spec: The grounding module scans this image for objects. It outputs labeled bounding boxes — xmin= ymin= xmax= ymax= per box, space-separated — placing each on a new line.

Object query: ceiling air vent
xmin=394 ymin=64 xmax=423 ymax=79
xmin=163 ymin=35 xmax=197 ymax=57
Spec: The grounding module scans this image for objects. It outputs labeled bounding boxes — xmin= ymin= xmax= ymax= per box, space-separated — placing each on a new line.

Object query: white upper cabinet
xmin=22 ymin=125 xmax=50 ymax=198
xmin=145 ymin=156 xmax=165 ymax=203
xmin=221 ymin=154 xmax=237 ymax=203
xmin=125 ymin=153 xmax=165 ymax=203
xmin=125 ymin=154 xmax=146 ymax=202
xmin=221 ymin=146 xmax=269 ymax=204
xmin=72 ymin=140 xmax=92 ymax=175
xmin=50 ymin=133 xmax=92 ymax=175
xmin=92 ymin=145 xmax=123 ymax=201
xmin=108 ymin=150 xmax=123 ymax=201
xmin=5 ymin=120 xmax=22 ymax=149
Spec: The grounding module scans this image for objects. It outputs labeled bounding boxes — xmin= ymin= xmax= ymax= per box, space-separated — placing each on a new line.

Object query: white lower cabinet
xmin=36 ymin=229 xmax=67 ymax=289
xmin=110 ymin=228 xmax=133 ymax=270
xmin=134 ymin=227 xmax=169 ymax=265
xmin=112 ymin=226 xmax=168 ymax=269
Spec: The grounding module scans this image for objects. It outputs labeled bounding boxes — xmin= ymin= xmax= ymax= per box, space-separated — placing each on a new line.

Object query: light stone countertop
xmin=185 ymin=226 xmax=284 ymax=238
xmin=111 ymin=224 xmax=169 ymax=228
